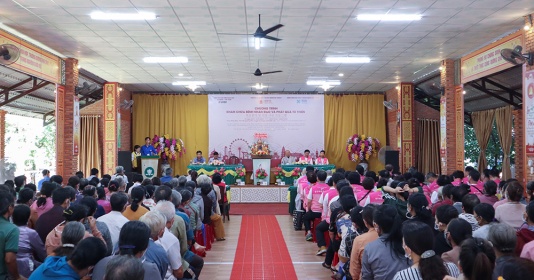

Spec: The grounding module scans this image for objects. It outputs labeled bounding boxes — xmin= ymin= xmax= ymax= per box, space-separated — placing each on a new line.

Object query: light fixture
xmin=396 ymin=86 xmax=400 ymax=90
xmin=439 ymin=66 xmax=444 ymax=71
xmin=525 ymin=15 xmax=533 ymax=31
xmin=321 ymin=84 xmax=332 ymax=91
xmin=338 ymin=73 xmax=344 ymax=77
xmin=462 ymin=90 xmax=466 ymax=95
xmin=254 ymin=37 xmax=261 ymax=49
xmin=172 ymin=81 xmax=206 ymax=86
xmin=306 ymin=80 xmax=341 ymax=86
xmin=187 ymin=85 xmax=198 ymax=91
xmin=326 ymin=57 xmax=370 ymax=64
xmin=77 ymin=64 xmax=81 ymax=69
xmin=90 ymin=11 xmax=157 ymax=21
xmin=356 ymin=14 xmax=422 ymax=21
xmin=143 ymin=57 xmax=188 ymax=63
xmin=119 ymin=87 xmax=123 ymax=91
xmin=254 ymin=83 xmax=266 ymax=89
xmin=178 ymin=73 xmax=184 ymax=77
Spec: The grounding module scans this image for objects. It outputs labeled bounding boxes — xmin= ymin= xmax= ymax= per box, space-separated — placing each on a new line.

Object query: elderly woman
xmin=495 ymin=181 xmax=526 ymax=229
xmin=13 ymin=205 xmax=46 ymax=278
xmin=197 ymin=175 xmax=221 ymax=215
xmin=52 ymin=222 xmax=86 ymax=258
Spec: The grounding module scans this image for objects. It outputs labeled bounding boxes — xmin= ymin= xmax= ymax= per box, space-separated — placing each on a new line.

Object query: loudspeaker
xmin=117 ymin=151 xmax=133 ymax=172
xmin=385 ymin=150 xmax=400 ymax=174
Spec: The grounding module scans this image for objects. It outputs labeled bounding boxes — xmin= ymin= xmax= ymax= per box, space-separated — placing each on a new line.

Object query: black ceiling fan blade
xmin=262 ymin=24 xmax=284 ymax=35
xmin=217 ymin=32 xmax=254 ymax=36
xmin=263 ymin=35 xmax=282 ymax=41
xmin=260 ymin=70 xmax=283 ymax=75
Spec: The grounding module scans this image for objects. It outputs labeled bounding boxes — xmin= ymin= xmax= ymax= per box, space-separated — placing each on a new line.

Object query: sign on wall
xmin=525 ymin=68 xmax=534 ymax=156
xmin=0 ymin=29 xmax=61 ymax=84
xmin=208 ymin=94 xmax=325 ymax=160
xmin=73 ymin=96 xmax=80 ymax=155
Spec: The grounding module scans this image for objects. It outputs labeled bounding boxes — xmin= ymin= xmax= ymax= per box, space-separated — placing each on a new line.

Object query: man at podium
xmin=141 ymin=137 xmax=157 ymax=156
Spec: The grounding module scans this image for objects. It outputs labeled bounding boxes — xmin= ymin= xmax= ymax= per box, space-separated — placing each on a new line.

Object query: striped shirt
xmin=392 ymin=262 xmax=460 ymax=280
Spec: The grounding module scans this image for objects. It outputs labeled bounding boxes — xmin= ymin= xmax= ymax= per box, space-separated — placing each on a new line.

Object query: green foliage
xmin=464 ymin=122 xmax=514 ymax=170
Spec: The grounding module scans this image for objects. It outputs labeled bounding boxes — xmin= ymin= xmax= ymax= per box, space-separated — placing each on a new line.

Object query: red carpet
xmin=230 ymin=203 xmax=289 ymax=215
xmin=230 ymin=215 xmax=298 ymax=279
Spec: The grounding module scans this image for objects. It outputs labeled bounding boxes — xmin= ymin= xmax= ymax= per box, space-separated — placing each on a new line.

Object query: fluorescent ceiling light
xmin=143 ymin=57 xmax=188 ymax=63
xmin=90 ymin=11 xmax=157 ymax=21
xmin=254 ymin=83 xmax=266 ymax=89
xmin=172 ymin=81 xmax=206 ymax=86
xmin=306 ymin=80 xmax=341 ymax=86
xmin=254 ymin=37 xmax=261 ymax=49
xmin=326 ymin=57 xmax=370 ymax=63
xmin=357 ymin=14 xmax=422 ymax=21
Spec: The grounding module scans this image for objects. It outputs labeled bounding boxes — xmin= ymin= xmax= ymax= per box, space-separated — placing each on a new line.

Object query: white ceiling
xmin=0 ymin=0 xmax=533 ymax=92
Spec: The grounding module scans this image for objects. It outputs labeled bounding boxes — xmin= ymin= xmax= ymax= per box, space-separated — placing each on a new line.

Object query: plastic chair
xmin=312 ymin=218 xmax=322 ymax=243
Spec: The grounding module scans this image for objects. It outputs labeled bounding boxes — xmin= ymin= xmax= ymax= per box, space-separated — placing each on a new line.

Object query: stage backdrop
xmin=208 ymin=95 xmax=324 ymax=160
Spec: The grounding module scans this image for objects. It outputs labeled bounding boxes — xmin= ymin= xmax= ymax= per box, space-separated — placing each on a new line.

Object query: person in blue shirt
xmin=141 ymin=137 xmax=157 ymax=156
xmin=192 ymin=150 xmax=206 ymax=164
xmin=37 ymin=169 xmax=50 ymax=191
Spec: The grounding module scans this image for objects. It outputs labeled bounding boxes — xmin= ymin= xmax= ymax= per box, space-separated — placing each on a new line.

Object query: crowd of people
xmin=0 ymin=166 xmax=229 ymax=280
xmin=296 ymin=164 xmax=534 ymax=280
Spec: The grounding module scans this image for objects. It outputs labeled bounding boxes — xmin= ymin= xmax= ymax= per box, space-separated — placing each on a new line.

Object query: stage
xmin=229 ymin=185 xmax=291 ymax=203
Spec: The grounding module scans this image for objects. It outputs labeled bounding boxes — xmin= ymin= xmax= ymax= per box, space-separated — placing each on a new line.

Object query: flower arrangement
xmin=273 ymin=167 xmax=283 ymax=180
xmin=345 ymin=134 xmax=381 ymax=162
xmin=250 ymin=139 xmax=270 ymax=156
xmin=255 ymin=168 xmax=268 ymax=179
xmin=235 ymin=167 xmax=246 ymax=180
xmin=295 ymin=160 xmax=310 ymax=165
xmin=152 ymin=134 xmax=186 ymax=161
xmin=291 ymin=167 xmax=301 ymax=179
xmin=213 ymin=167 xmax=226 ymax=177
xmin=209 ymin=160 xmax=225 ymax=166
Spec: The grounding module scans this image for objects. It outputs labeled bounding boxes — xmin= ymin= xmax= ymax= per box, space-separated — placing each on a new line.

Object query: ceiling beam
xmin=465 ymin=82 xmax=520 ymax=109
xmin=0 ymin=78 xmax=33 ymax=103
xmin=414 ymin=87 xmax=472 ymax=126
xmin=0 ymin=80 xmax=51 ymax=107
xmin=480 ymin=77 xmax=522 ymax=99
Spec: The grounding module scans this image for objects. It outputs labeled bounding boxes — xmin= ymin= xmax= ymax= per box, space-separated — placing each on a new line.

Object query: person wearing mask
xmin=350 ymin=204 xmax=378 ymax=280
xmin=34 ymin=187 xmax=72 ymax=242
xmin=405 ymin=193 xmax=433 ymax=229
xmin=37 ymin=169 xmax=50 ymax=191
xmin=361 ymin=204 xmax=410 ymax=280
xmin=12 ymin=205 xmax=46 ymax=278
xmin=487 ymin=223 xmax=516 ymax=280
xmin=478 ymin=180 xmax=499 ymax=206
xmin=459 ymin=194 xmax=481 ymax=231
xmin=78 ymin=197 xmax=113 ymax=256
xmin=16 ymin=188 xmax=39 ymax=229
xmin=442 ymin=218 xmax=472 ymax=265
xmin=515 ymin=201 xmax=534 ymax=256
xmin=96 ymin=192 xmax=130 ymax=247
xmin=434 ymin=205 xmax=459 ymax=256
xmin=495 ymin=181 xmax=526 ymax=229
xmin=443 ymin=238 xmax=495 ymax=280
xmin=91 ymin=221 xmax=161 ymax=280
xmin=393 ymin=220 xmax=460 ymax=280
xmin=28 ymin=237 xmax=107 ymax=280
xmin=451 ymin=185 xmax=470 ymax=214
xmin=472 ymin=203 xmax=495 ymax=240
xmin=431 ymin=184 xmax=454 ymax=216
xmin=51 ymin=222 xmax=86 ymax=258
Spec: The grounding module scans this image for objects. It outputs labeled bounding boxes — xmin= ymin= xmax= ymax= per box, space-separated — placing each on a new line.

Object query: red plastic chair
xmin=332 ymin=252 xmax=339 ymax=267
xmin=205 ymin=224 xmax=214 ymax=250
xmin=311 ymin=218 xmax=321 ymax=243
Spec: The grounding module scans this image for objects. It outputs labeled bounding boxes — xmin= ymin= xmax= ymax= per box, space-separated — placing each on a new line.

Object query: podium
xmin=141 ymin=156 xmax=159 ymax=179
xmin=252 ymin=155 xmax=271 ymax=185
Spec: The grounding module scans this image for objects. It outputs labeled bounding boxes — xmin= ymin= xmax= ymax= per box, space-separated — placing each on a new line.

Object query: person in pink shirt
xmin=489 ymin=169 xmax=501 ymax=186
xmin=315 ymin=172 xmax=345 ymax=255
xmin=296 ymin=166 xmax=314 ymax=209
xmin=358 ymin=177 xmax=384 ymax=206
xmin=30 ymin=181 xmax=57 ymax=217
xmin=298 ymin=149 xmax=313 ymax=164
xmin=347 ymin=172 xmax=364 ymax=199
xmin=303 ymin=172 xmax=326 ymax=241
xmin=477 ymin=180 xmax=499 ymax=206
xmin=315 ymin=150 xmax=329 ymax=165
xmin=466 ymin=170 xmax=484 ymax=195
xmin=462 ymin=166 xmax=475 ymax=184
xmin=451 ymin=170 xmax=464 ymax=186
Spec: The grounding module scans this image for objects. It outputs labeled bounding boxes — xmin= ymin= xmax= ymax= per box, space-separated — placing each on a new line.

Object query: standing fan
xmin=0 ymin=44 xmax=21 ymax=65
xmin=378 ymin=146 xmax=395 ymax=165
xmin=501 ymin=46 xmax=533 ymax=66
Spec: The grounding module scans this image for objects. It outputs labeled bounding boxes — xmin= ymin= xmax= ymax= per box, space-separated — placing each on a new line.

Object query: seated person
xmin=281 ymin=150 xmax=294 ymax=165
xmin=315 ymin=150 xmax=329 ymax=165
xmin=516 ymin=201 xmax=534 ymax=256
xmin=467 ymin=170 xmax=484 ymax=195
xmin=298 ymin=149 xmax=313 ymax=164
xmin=451 ymin=170 xmax=464 ymax=186
xmin=208 ymin=151 xmax=221 ymax=164
xmin=140 ymin=137 xmax=157 ymax=156
xmin=192 ymin=150 xmax=206 ymax=164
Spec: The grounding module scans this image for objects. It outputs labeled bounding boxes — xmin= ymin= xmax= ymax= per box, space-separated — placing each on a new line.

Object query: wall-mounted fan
xmin=383 ymin=100 xmax=397 ymax=110
xmin=501 ymin=45 xmax=533 ymax=66
xmin=75 ymin=81 xmax=98 ymax=95
xmin=120 ymin=100 xmax=134 ymax=111
xmin=218 ymin=14 xmax=284 ymax=42
xmin=0 ymin=44 xmax=21 ymax=65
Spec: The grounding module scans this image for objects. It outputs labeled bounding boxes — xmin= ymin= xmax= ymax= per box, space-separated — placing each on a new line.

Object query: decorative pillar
xmin=523 ymin=13 xmax=534 ymax=183
xmin=399 ymin=82 xmax=415 ymax=172
xmin=440 ymin=59 xmax=465 ymax=175
xmin=103 ymin=82 xmax=118 ymax=175
xmin=513 ymin=110 xmax=524 ymax=181
xmin=0 ymin=110 xmax=6 ymax=160
xmin=55 ymin=58 xmax=78 ymax=177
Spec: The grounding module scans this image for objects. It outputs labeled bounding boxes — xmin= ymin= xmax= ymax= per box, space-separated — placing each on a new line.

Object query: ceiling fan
xmin=218 ymin=14 xmax=284 ymax=47
xmin=252 ymin=61 xmax=282 ymax=76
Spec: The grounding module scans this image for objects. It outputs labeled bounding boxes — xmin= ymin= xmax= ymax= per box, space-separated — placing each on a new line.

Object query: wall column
xmin=103 ymin=82 xmax=118 ymax=175
xmin=55 ymin=58 xmax=78 ymax=177
xmin=399 ymin=82 xmax=415 ymax=172
xmin=0 ymin=110 xmax=6 ymax=161
xmin=440 ymin=59 xmax=465 ymax=175
xmin=523 ymin=13 xmax=534 ymax=183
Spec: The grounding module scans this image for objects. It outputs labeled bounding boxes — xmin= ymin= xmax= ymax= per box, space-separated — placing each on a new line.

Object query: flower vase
xmin=236 ymin=178 xmax=241 ymax=186
xmin=276 ymin=178 xmax=281 ymax=185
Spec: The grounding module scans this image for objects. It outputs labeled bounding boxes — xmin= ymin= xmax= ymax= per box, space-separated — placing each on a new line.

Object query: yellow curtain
xmin=325 ymin=94 xmax=386 ymax=172
xmin=495 ymin=106 xmax=512 ymax=180
xmin=416 ymin=119 xmax=441 ymax=175
xmin=78 ymin=116 xmax=101 ymax=177
xmin=472 ymin=109 xmax=495 ymax=173
xmin=132 ymin=94 xmax=208 ymax=175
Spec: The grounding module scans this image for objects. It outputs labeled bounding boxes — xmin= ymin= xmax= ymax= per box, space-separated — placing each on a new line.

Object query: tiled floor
xmin=201 ymin=215 xmax=333 ymax=280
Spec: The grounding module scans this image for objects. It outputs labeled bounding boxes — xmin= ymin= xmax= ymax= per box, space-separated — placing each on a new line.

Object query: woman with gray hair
xmin=52 ymin=221 xmax=86 ymax=258
xmin=196 ymin=174 xmax=221 ymax=215
xmin=104 ymin=255 xmax=145 ymax=280
xmin=140 ymin=211 xmax=169 ymax=280
xmin=488 ymin=223 xmax=517 ymax=279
